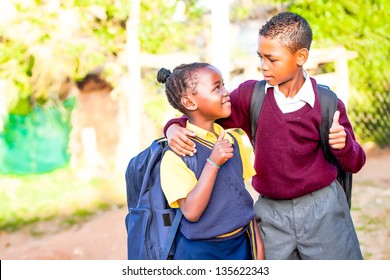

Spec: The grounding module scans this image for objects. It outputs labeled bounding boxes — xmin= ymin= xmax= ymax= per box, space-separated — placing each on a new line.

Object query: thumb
xmin=217 ymin=129 xmax=225 ymax=141
xmin=332 ymin=110 xmax=340 ymax=127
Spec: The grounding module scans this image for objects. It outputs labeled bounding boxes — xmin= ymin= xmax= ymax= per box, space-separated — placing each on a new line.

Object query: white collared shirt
xmin=265 ymin=69 xmax=315 ymax=113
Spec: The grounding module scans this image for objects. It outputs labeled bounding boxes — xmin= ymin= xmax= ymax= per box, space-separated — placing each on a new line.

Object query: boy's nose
xmin=261 ymin=61 xmax=269 ymax=71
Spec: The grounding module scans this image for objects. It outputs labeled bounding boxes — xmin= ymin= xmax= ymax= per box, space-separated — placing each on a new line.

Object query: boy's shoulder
xmin=231 ymin=80 xmax=260 ymax=104
xmin=234 ymin=79 xmax=258 ymax=93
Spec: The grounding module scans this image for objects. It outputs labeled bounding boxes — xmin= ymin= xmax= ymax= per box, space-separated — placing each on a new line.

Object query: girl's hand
xmin=209 ymin=130 xmax=233 ymax=167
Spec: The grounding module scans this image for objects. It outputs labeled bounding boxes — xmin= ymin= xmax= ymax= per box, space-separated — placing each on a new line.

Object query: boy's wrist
xmin=163 ymin=116 xmax=188 ymax=137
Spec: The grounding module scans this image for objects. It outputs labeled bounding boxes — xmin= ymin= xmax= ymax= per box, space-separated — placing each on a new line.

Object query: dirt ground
xmin=0 ymin=145 xmax=389 ymax=260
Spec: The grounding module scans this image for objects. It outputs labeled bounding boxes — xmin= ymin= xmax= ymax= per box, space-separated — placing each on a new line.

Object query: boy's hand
xmin=329 ymin=111 xmax=346 ymax=150
xmin=209 ymin=130 xmax=233 ymax=167
xmin=166 ymin=124 xmax=197 ymax=156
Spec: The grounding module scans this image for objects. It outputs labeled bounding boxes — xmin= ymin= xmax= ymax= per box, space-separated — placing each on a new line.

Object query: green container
xmin=0 ymin=101 xmax=73 ymax=174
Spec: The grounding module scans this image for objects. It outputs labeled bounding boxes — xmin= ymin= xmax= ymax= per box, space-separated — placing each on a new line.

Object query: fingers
xmin=329 ymin=142 xmax=345 ymax=150
xmin=210 ymin=135 xmax=234 ymax=166
xmin=166 ymin=124 xmax=196 ymax=140
xmin=332 ymin=110 xmax=340 ymax=127
xmin=216 ymin=142 xmax=234 ymax=157
xmin=329 ymin=132 xmax=346 ymax=149
xmin=170 ymin=138 xmax=196 ymax=156
xmin=167 ymin=126 xmax=197 ymax=156
xmin=329 ymin=111 xmax=346 ymax=150
xmin=216 ymin=130 xmax=232 ymax=157
xmin=217 ymin=129 xmax=225 ymax=141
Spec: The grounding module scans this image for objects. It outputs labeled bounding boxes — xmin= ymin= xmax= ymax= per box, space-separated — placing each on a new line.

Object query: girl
xmin=158 ymin=62 xmax=263 ymax=260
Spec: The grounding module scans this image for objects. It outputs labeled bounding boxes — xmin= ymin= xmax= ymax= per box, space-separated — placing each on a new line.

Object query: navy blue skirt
xmin=173 ymin=230 xmax=252 ymax=260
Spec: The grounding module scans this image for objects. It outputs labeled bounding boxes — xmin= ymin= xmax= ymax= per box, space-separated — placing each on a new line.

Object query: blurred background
xmin=0 ymin=0 xmax=389 ymax=259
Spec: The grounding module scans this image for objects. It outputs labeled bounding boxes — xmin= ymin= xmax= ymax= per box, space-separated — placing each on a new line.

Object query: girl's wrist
xmin=206 ymin=157 xmax=220 ymax=169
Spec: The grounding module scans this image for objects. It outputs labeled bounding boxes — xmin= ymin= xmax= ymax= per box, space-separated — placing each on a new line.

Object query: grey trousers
xmin=254 ymin=181 xmax=363 ymax=260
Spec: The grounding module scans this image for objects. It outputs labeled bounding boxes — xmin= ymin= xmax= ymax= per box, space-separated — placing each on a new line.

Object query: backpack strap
xmin=249 ymin=80 xmax=266 ymax=148
xmin=160 ymin=149 xmax=197 ymax=259
xmin=317 ymin=85 xmax=353 ymax=209
xmin=161 ymin=208 xmax=182 ymax=260
xmin=317 ymin=84 xmax=338 ymax=165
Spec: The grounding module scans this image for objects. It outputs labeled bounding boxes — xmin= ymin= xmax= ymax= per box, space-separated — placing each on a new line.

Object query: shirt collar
xmin=186 ymin=122 xmax=234 ymax=144
xmin=264 ymin=68 xmax=315 ymax=108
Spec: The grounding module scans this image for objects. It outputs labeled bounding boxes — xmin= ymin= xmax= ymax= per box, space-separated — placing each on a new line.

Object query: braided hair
xmin=157 ymin=62 xmax=211 ymax=114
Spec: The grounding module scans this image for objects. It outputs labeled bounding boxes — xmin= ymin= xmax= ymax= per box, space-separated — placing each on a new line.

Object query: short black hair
xmin=259 ymin=12 xmax=312 ymax=53
xmin=157 ymin=62 xmax=210 ymax=114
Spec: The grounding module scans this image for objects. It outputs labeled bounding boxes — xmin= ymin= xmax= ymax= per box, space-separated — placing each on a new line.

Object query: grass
xmin=0 ymin=164 xmax=126 ymax=231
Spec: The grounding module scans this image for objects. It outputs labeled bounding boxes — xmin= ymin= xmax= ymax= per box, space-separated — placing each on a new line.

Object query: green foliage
xmin=0 ymin=0 xmax=205 ymax=114
xmin=139 ymin=1 xmax=205 ymax=53
xmin=230 ymin=0 xmax=276 ymax=21
xmin=274 ymin=0 xmax=390 ymax=147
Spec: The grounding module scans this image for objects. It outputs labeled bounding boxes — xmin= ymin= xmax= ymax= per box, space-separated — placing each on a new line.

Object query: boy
xmin=157 ymin=63 xmax=264 ymax=259
xmin=164 ymin=12 xmax=366 ymax=259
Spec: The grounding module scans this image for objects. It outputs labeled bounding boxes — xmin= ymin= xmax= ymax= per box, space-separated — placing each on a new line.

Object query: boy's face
xmin=257 ymin=35 xmax=301 ymax=87
xmin=191 ymin=66 xmax=231 ymax=120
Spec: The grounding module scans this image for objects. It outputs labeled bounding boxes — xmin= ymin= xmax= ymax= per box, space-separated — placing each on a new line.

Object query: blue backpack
xmin=250 ymin=80 xmax=353 ymax=209
xmin=125 ymin=137 xmax=197 ymax=259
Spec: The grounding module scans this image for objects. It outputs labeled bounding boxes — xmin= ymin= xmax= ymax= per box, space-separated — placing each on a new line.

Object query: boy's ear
xmin=181 ymin=96 xmax=197 ymax=111
xmin=296 ymin=48 xmax=309 ymax=67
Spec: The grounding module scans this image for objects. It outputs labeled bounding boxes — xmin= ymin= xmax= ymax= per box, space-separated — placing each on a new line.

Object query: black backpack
xmin=249 ymin=80 xmax=353 ymax=208
xmin=125 ymin=137 xmax=197 ymax=259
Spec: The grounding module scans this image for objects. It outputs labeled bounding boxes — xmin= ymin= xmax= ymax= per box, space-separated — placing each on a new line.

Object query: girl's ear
xmin=181 ymin=96 xmax=197 ymax=111
xmin=296 ymin=48 xmax=309 ymax=67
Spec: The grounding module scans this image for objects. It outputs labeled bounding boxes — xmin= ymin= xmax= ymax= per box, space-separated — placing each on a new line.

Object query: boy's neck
xmin=278 ymin=71 xmax=306 ymax=98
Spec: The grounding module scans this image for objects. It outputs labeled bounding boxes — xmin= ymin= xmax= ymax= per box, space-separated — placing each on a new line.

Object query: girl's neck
xmin=187 ymin=116 xmax=215 ymax=135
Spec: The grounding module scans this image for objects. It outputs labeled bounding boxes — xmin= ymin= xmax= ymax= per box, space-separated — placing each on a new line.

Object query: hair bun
xmin=157 ymin=68 xmax=172 ymax=84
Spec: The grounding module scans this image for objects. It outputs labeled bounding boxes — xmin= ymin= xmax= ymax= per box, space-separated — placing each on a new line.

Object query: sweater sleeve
xmin=163 ymin=115 xmax=188 ymax=137
xmin=330 ymin=99 xmax=366 ymax=173
xmin=216 ymin=80 xmax=258 ymax=139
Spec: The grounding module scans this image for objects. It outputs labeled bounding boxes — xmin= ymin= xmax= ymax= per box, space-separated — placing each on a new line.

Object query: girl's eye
xmin=214 ymin=83 xmax=223 ymax=91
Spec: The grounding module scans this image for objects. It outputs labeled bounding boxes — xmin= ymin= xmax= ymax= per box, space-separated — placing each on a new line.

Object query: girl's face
xmin=257 ymin=35 xmax=301 ymax=87
xmin=191 ymin=66 xmax=231 ymax=121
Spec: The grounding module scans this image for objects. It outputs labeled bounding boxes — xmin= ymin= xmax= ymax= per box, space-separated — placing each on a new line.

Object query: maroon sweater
xmin=164 ymin=78 xmax=366 ymax=199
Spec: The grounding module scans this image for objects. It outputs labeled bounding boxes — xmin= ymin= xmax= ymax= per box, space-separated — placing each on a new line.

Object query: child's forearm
xmin=178 ymin=163 xmax=219 ymax=222
xmin=163 ymin=115 xmax=188 ymax=137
